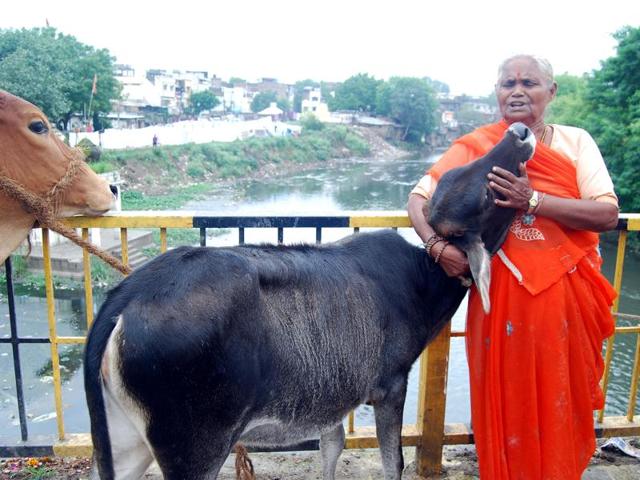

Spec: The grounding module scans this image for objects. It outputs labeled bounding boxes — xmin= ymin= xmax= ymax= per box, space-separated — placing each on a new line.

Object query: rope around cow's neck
xmin=0 ymin=159 xmax=132 ymax=276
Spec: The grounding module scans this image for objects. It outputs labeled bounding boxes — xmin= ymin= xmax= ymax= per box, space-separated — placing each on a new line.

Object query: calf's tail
xmin=84 ymin=305 xmax=121 ymax=480
xmin=235 ymin=444 xmax=255 ymax=480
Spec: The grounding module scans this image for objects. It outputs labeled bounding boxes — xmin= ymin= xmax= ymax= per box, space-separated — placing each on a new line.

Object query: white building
xmin=301 ymin=86 xmax=329 ymax=121
xmin=222 ymin=86 xmax=253 ymax=114
xmin=147 ymin=70 xmax=180 ymax=115
xmin=110 ymin=65 xmax=164 ymax=127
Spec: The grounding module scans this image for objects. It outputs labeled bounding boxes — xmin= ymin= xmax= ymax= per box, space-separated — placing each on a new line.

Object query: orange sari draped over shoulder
xmin=430 ymin=122 xmax=616 ymax=480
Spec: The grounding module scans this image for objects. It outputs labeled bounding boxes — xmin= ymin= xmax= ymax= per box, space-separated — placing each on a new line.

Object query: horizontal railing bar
xmin=56 ymin=336 xmax=87 ymax=344
xmin=614 ymin=312 xmax=640 ymax=321
xmin=0 ymin=337 xmax=50 ymax=344
xmin=63 ymin=214 xmax=193 ymax=228
xmin=615 ymin=326 xmax=640 ymax=334
xmin=616 ymin=213 xmax=640 ymax=231
xmin=194 ymin=216 xmax=351 ymax=228
xmin=0 ymin=445 xmax=54 ymax=458
xmin=595 ymin=415 xmax=640 ymax=437
xmin=349 ymin=216 xmax=412 ymax=228
xmin=41 ymin=416 xmax=640 ymax=459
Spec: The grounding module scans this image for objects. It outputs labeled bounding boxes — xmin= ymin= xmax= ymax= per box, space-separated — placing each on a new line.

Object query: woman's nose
xmin=511 ymin=82 xmax=525 ymax=95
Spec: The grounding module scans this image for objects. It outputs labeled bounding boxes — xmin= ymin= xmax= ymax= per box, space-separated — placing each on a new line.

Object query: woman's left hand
xmin=487 ymin=163 xmax=533 ymax=210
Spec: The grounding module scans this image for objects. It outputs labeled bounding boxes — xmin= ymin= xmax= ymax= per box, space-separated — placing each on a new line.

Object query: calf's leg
xmin=150 ymin=414 xmax=249 ymax=480
xmin=374 ymin=379 xmax=407 ymax=480
xmin=320 ymin=423 xmax=346 ymax=480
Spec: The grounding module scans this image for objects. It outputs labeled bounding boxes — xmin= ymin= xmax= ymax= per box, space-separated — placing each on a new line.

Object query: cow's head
xmin=0 ymin=90 xmax=116 ymax=263
xmin=428 ymin=122 xmax=536 ymax=313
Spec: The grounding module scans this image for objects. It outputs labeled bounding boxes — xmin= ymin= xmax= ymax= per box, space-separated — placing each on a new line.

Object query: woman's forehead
xmin=500 ymin=58 xmax=543 ymax=78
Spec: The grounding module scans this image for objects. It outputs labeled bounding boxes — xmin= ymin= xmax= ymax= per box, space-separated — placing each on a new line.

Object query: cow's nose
xmin=109 ymin=184 xmax=119 ymax=198
xmin=509 ymin=122 xmax=531 ymax=141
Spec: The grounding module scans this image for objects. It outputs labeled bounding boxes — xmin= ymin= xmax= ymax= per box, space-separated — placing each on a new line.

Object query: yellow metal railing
xmin=30 ymin=212 xmax=640 ymax=475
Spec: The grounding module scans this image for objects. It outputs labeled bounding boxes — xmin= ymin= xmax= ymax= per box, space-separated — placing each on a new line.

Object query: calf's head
xmin=0 ymin=90 xmax=116 ymax=263
xmin=428 ymin=122 xmax=536 ymax=313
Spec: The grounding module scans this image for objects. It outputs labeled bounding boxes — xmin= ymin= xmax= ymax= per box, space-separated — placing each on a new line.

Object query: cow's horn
xmin=464 ymin=239 xmax=492 ymax=314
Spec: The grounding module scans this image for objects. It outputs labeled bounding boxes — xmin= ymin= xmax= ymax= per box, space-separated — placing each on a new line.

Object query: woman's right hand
xmin=408 ymin=192 xmax=470 ymax=277
xmin=432 ymin=241 xmax=470 ymax=278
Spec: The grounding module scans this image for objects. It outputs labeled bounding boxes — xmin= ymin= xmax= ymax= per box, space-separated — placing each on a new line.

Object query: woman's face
xmin=496 ymin=57 xmax=557 ymax=126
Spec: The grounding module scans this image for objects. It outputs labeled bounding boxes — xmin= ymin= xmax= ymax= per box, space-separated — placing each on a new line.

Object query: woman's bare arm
xmin=488 ymin=164 xmax=619 ymax=232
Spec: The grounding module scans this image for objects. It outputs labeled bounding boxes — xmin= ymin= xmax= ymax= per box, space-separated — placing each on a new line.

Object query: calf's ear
xmin=463 ymin=236 xmax=492 ymax=314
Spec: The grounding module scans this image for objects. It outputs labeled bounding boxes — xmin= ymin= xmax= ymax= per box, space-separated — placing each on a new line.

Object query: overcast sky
xmin=2 ymin=1 xmax=639 ymax=96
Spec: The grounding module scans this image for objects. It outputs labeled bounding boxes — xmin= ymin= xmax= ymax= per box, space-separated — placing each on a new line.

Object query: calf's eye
xmin=29 ymin=121 xmax=49 ymax=135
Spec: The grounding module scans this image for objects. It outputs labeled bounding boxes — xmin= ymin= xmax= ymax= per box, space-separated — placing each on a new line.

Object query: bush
xmin=91 ymin=256 xmax=121 ymax=286
xmin=344 ymin=133 xmax=370 ymax=156
xmin=300 ymin=113 xmax=325 ymax=131
xmin=89 ymin=161 xmax=116 ymax=174
xmin=77 ymin=138 xmax=102 ymax=162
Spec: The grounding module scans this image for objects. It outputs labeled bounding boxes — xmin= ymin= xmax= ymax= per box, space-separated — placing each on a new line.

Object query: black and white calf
xmin=85 ymin=123 xmax=536 ymax=480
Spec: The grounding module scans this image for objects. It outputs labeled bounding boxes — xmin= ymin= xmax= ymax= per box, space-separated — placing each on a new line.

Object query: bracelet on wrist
xmin=422 ymin=233 xmax=444 ymax=257
xmin=434 ymin=241 xmax=449 ymax=264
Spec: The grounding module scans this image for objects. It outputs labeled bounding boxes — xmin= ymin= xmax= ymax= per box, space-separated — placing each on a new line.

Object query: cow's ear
xmin=463 ymin=237 xmax=492 ymax=314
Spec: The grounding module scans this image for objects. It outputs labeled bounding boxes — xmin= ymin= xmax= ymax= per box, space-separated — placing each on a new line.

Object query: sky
xmin=2 ymin=0 xmax=639 ymax=97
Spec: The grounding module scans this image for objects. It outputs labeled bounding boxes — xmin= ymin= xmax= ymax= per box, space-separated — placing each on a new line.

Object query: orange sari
xmin=430 ymin=121 xmax=616 ymax=479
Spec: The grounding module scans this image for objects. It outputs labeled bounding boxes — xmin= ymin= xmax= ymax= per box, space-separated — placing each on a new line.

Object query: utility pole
xmin=87 ymin=74 xmax=97 ymax=131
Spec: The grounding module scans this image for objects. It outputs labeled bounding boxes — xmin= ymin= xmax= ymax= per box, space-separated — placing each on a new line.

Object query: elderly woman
xmin=408 ymin=55 xmax=619 ymax=479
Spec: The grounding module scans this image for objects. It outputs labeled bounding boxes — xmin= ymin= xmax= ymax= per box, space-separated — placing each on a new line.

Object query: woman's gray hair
xmin=497 ymin=55 xmax=555 ymax=85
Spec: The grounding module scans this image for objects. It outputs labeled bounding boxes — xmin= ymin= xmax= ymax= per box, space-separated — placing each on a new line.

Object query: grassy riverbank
xmin=94 ymin=123 xmax=371 ymax=210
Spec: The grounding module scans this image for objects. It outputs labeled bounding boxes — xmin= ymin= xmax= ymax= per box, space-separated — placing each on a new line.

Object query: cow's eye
xmin=29 ymin=121 xmax=49 ymax=135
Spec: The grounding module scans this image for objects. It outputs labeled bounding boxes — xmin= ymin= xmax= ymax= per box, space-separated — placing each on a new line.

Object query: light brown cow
xmin=0 ymin=90 xmax=115 ymax=264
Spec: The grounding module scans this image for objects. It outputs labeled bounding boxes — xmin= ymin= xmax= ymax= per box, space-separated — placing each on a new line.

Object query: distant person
xmin=408 ymin=54 xmax=619 ymax=479
xmin=152 ymin=134 xmax=159 ymax=147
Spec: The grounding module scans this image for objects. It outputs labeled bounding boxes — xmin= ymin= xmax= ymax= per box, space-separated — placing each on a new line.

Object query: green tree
xmin=188 ymin=90 xmax=220 ymax=115
xmin=582 ymin=26 xmax=640 ymax=213
xmin=331 ymin=73 xmax=381 ymax=112
xmin=376 ymin=77 xmax=438 ymax=142
xmin=251 ymin=91 xmax=280 ymax=113
xmin=0 ymin=27 xmax=120 ymax=130
xmin=277 ymin=96 xmax=291 ymax=113
xmin=546 ymin=73 xmax=589 ymax=127
xmin=424 ymin=77 xmax=450 ymax=96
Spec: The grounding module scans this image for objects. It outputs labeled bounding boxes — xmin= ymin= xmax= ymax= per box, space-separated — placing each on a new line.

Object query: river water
xmin=0 ymin=153 xmax=638 ymax=443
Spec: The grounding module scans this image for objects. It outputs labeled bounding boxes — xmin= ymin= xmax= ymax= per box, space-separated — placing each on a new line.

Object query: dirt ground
xmin=3 ymin=440 xmax=639 ymax=479
xmin=0 ymin=447 xmax=475 ymax=479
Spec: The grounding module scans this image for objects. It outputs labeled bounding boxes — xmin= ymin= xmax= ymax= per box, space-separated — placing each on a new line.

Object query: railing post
xmin=599 ymin=229 xmax=627 ymax=423
xmin=415 ymin=320 xmax=452 ymax=476
xmin=5 ymin=258 xmax=29 ymax=441
xmin=82 ymin=228 xmax=94 ymax=328
xmin=42 ymin=229 xmax=65 ymax=440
